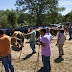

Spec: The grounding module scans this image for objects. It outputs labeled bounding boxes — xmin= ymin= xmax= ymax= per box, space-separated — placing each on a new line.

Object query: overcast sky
xmin=0 ymin=0 xmax=72 ymax=15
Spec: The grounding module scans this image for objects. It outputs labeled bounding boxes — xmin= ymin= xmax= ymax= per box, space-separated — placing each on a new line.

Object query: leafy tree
xmin=15 ymin=0 xmax=58 ymax=26
xmin=5 ymin=9 xmax=10 ymax=15
xmin=0 ymin=10 xmax=10 ymax=28
xmin=63 ymin=11 xmax=72 ymax=24
xmin=58 ymin=7 xmax=65 ymax=12
xmin=17 ymin=13 xmax=25 ymax=24
xmin=8 ymin=10 xmax=17 ymax=28
xmin=0 ymin=14 xmax=9 ymax=28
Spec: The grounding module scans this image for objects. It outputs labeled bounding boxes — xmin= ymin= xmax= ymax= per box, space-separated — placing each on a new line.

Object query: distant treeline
xmin=0 ymin=9 xmax=72 ymax=28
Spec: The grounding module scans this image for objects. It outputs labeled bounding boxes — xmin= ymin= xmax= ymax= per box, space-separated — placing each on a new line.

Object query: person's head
xmin=30 ymin=27 xmax=33 ymax=32
xmin=46 ymin=28 xmax=50 ymax=33
xmin=40 ymin=29 xmax=46 ymax=36
xmin=0 ymin=29 xmax=4 ymax=35
xmin=60 ymin=30 xmax=64 ymax=33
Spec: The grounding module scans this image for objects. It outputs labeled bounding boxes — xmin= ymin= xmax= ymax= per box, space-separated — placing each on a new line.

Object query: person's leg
xmin=30 ymin=41 xmax=36 ymax=53
xmin=1 ymin=56 xmax=9 ymax=72
xmin=48 ymin=56 xmax=51 ymax=71
xmin=69 ymin=32 xmax=71 ymax=40
xmin=7 ymin=54 xmax=14 ymax=72
xmin=58 ymin=45 xmax=62 ymax=57
xmin=42 ymin=55 xmax=51 ymax=72
xmin=33 ymin=42 xmax=36 ymax=52
xmin=71 ymin=32 xmax=72 ymax=39
xmin=61 ymin=45 xmax=64 ymax=55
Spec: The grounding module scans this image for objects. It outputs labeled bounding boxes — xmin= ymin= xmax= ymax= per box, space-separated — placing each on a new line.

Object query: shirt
xmin=58 ymin=33 xmax=65 ymax=45
xmin=0 ymin=34 xmax=11 ymax=56
xmin=68 ymin=26 xmax=72 ymax=32
xmin=41 ymin=34 xmax=51 ymax=56
xmin=46 ymin=33 xmax=52 ymax=42
xmin=30 ymin=30 xmax=36 ymax=41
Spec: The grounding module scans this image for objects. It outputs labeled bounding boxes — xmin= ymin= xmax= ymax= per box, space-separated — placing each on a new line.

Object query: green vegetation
xmin=0 ymin=0 xmax=72 ymax=28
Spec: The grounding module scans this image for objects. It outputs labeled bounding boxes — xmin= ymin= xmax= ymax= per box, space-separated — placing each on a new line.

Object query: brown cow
xmin=11 ymin=31 xmax=24 ymax=51
xmin=50 ymin=29 xmax=59 ymax=36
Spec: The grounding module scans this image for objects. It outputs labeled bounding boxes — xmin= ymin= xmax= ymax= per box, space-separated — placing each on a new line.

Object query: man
xmin=68 ymin=24 xmax=72 ymax=40
xmin=25 ymin=27 xmax=36 ymax=54
xmin=0 ymin=29 xmax=14 ymax=72
xmin=38 ymin=29 xmax=51 ymax=72
xmin=56 ymin=30 xmax=66 ymax=57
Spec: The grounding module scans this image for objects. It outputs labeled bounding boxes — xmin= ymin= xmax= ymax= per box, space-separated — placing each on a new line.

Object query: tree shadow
xmin=21 ymin=53 xmax=33 ymax=61
xmin=37 ymin=67 xmax=43 ymax=72
xmin=54 ymin=57 xmax=64 ymax=63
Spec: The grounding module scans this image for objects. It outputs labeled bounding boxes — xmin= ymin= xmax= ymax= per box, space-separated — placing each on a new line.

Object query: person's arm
xmin=41 ymin=37 xmax=48 ymax=48
xmin=40 ymin=42 xmax=46 ymax=47
xmin=25 ymin=32 xmax=32 ymax=36
xmin=57 ymin=34 xmax=61 ymax=44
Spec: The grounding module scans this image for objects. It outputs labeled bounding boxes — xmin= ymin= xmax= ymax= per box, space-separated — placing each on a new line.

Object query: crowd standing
xmin=0 ymin=24 xmax=72 ymax=72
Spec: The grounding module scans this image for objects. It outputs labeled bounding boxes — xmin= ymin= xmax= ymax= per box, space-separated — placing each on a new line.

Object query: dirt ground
xmin=0 ymin=34 xmax=72 ymax=72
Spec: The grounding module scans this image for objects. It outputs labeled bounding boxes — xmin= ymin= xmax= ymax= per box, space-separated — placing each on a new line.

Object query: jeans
xmin=42 ymin=55 xmax=51 ymax=72
xmin=1 ymin=54 xmax=14 ymax=72
xmin=69 ymin=32 xmax=72 ymax=39
xmin=30 ymin=41 xmax=36 ymax=52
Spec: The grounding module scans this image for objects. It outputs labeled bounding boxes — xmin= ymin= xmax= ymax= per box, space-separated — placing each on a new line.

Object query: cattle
xmin=50 ymin=29 xmax=59 ymax=36
xmin=36 ymin=31 xmax=40 ymax=39
xmin=11 ymin=31 xmax=24 ymax=51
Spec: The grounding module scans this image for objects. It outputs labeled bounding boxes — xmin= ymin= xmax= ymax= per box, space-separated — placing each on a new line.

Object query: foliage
xmin=0 ymin=3 xmax=72 ymax=28
xmin=15 ymin=0 xmax=58 ymax=26
xmin=0 ymin=10 xmax=9 ymax=28
xmin=8 ymin=10 xmax=17 ymax=28
xmin=63 ymin=11 xmax=72 ymax=24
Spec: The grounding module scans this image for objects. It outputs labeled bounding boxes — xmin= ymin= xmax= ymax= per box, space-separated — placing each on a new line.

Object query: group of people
xmin=25 ymin=27 xmax=66 ymax=72
xmin=0 ymin=26 xmax=66 ymax=72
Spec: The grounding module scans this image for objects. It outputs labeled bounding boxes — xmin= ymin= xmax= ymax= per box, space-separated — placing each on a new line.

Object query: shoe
xmin=58 ymin=56 xmax=62 ymax=58
xmin=49 ymin=69 xmax=51 ymax=72
xmin=32 ymin=51 xmax=36 ymax=54
xmin=69 ymin=38 xmax=71 ymax=40
xmin=62 ymin=54 xmax=64 ymax=55
xmin=20 ymin=47 xmax=22 ymax=50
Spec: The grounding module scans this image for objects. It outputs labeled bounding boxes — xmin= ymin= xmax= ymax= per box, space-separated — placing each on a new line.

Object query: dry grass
xmin=0 ymin=34 xmax=72 ymax=72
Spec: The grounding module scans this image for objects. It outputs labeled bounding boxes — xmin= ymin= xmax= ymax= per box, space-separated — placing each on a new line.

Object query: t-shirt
xmin=68 ymin=26 xmax=72 ymax=32
xmin=41 ymin=34 xmax=51 ymax=56
xmin=30 ymin=30 xmax=36 ymax=42
xmin=58 ymin=33 xmax=65 ymax=45
xmin=0 ymin=34 xmax=11 ymax=56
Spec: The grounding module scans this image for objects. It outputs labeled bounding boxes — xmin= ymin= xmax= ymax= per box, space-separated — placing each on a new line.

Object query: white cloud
xmin=59 ymin=0 xmax=72 ymax=15
xmin=59 ymin=0 xmax=72 ymax=6
xmin=60 ymin=8 xmax=72 ymax=15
